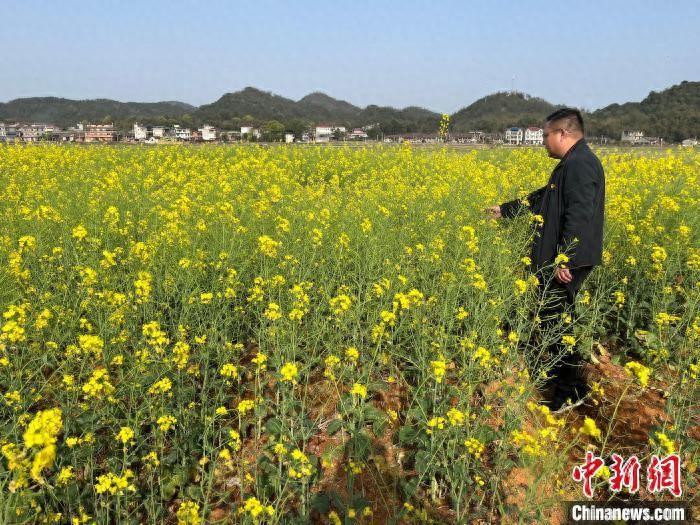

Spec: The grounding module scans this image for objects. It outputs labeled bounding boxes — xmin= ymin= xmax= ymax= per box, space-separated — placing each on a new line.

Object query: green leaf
xmin=400 ymin=477 xmax=419 ymax=499
xmin=415 ymin=450 xmax=430 ymax=474
xmin=372 ymin=418 xmax=387 ymax=435
xmin=398 ymin=426 xmax=418 ymax=444
xmin=310 ymin=493 xmax=330 ymax=513
xmin=264 ymin=417 xmax=283 ymax=436
xmin=348 ymin=430 xmax=372 ymax=460
xmin=327 ymin=419 xmax=343 ymax=435
xmin=363 ymin=405 xmax=385 ymax=422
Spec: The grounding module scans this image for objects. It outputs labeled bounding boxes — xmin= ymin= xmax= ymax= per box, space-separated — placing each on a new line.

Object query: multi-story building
xmin=524 ymin=127 xmax=543 ymax=145
xmin=85 ymin=124 xmax=116 ymax=142
xmin=240 ymin=126 xmax=261 ymax=140
xmin=348 ymin=128 xmax=368 ymax=140
xmin=314 ymin=124 xmax=346 ymax=143
xmin=134 ymin=123 xmax=148 ymax=141
xmin=505 ymin=127 xmax=523 ymax=145
xmin=18 ymin=124 xmax=40 ymax=142
xmin=199 ymin=125 xmax=217 ymax=141
xmin=621 ymin=130 xmax=644 ymax=143
xmin=172 ymin=125 xmax=191 ymax=141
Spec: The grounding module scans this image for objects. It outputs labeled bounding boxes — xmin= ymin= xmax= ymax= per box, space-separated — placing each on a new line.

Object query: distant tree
xmin=287 ymin=119 xmax=311 ymax=140
xmin=332 ymin=128 xmax=346 ymax=141
xmin=366 ymin=126 xmax=383 ymax=140
xmin=262 ymin=120 xmax=285 ymax=141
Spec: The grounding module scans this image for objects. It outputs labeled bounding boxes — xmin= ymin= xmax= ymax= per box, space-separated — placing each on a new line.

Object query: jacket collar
xmin=555 ymin=137 xmax=586 ymax=168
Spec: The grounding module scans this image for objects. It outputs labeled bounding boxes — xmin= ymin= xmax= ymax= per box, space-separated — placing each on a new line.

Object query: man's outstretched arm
xmin=493 ymin=185 xmax=547 ymax=219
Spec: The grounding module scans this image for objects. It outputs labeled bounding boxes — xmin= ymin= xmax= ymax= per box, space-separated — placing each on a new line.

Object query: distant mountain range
xmin=1 ymin=81 xmax=697 ymax=141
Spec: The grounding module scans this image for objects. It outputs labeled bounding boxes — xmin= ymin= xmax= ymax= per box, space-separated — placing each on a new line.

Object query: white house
xmin=199 ymin=125 xmax=217 ymax=141
xmin=314 ymin=124 xmax=346 ymax=143
xmin=133 ymin=123 xmax=148 ymax=141
xmin=284 ymin=133 xmax=295 ymax=143
xmin=152 ymin=126 xmax=166 ymax=139
xmin=621 ymin=130 xmax=644 ymax=143
xmin=240 ymin=126 xmax=261 ymax=140
xmin=348 ymin=128 xmax=368 ymax=140
xmin=19 ymin=125 xmax=41 ymax=142
xmin=524 ymin=127 xmax=543 ymax=145
xmin=505 ymin=127 xmax=523 ymax=145
xmin=172 ymin=125 xmax=191 ymax=141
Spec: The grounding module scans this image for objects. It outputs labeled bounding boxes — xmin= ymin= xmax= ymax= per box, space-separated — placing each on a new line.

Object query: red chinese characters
xmin=573 ymin=453 xmax=682 ymax=498
xmin=609 ymin=454 xmax=641 ymax=493
xmin=647 ymin=454 xmax=682 ymax=497
xmin=572 ymin=451 xmax=605 ymax=498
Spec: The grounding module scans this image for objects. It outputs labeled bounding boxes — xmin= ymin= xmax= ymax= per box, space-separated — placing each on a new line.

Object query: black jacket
xmin=499 ymin=138 xmax=605 ymax=271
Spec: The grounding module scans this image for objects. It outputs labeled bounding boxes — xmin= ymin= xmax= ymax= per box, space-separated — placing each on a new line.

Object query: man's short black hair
xmin=545 ymin=108 xmax=584 ymax=134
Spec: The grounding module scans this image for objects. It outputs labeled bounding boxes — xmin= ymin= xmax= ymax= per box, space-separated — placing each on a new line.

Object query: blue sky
xmin=2 ymin=0 xmax=698 ymax=112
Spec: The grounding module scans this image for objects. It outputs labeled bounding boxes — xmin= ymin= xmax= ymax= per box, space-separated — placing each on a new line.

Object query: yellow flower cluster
xmin=351 ymin=382 xmax=368 ymax=399
xmin=624 ymin=360 xmax=651 ymax=388
xmin=431 ymin=357 xmax=448 ymax=383
xmin=95 ymin=469 xmax=136 ymax=495
xmin=176 ymin=500 xmax=201 ymax=525
xmin=464 ymin=437 xmax=485 ymax=459
xmin=578 ymin=417 xmax=602 ymax=441
xmin=238 ymin=496 xmax=275 ymax=520
xmin=511 ymin=403 xmax=564 ymax=456
xmin=279 ymin=362 xmax=299 ymax=383
xmin=649 ymin=431 xmax=675 ymax=455
xmin=148 ymin=377 xmax=173 ymax=395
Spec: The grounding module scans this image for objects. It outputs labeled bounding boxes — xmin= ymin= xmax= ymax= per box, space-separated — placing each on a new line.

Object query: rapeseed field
xmin=0 ymin=144 xmax=697 ymax=523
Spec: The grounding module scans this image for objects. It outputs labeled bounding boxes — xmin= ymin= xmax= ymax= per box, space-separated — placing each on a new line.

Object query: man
xmin=487 ymin=108 xmax=605 ymax=410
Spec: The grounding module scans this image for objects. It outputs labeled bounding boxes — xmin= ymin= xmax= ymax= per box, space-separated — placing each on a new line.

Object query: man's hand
xmin=485 ymin=205 xmax=502 ymax=219
xmin=554 ymin=267 xmax=573 ymax=284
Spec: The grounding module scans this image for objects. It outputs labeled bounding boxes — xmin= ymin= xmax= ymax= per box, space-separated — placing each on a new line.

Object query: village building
xmin=199 ymin=125 xmax=217 ymax=141
xmin=172 ymin=125 xmax=191 ymax=141
xmin=314 ymin=124 xmax=346 ymax=143
xmin=524 ymin=127 xmax=543 ymax=145
xmin=348 ymin=128 xmax=368 ymax=140
xmin=621 ymin=130 xmax=645 ymax=143
xmin=85 ymin=123 xmax=116 ymax=143
xmin=240 ymin=126 xmax=261 ymax=140
xmin=505 ymin=127 xmax=523 ymax=145
xmin=133 ymin=123 xmax=148 ymax=141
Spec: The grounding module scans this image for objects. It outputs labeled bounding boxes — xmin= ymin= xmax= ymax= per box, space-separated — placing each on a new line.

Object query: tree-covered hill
xmin=1 ymin=81 xmax=697 ymax=140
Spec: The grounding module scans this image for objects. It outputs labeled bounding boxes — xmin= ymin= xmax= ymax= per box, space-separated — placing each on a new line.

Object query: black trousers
xmin=533 ymin=266 xmax=593 ymax=406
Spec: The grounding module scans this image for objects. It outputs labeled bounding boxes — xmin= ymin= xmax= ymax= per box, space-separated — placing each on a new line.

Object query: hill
xmin=588 ymin=81 xmax=700 ymax=141
xmin=193 ymin=87 xmax=440 ymax=133
xmin=295 ymin=92 xmax=361 ymax=121
xmin=0 ymin=97 xmax=194 ymax=128
xmin=450 ymin=92 xmax=561 ymax=132
xmin=0 ymin=81 xmax=697 ymax=139
xmin=193 ymin=87 xmax=302 ymax=124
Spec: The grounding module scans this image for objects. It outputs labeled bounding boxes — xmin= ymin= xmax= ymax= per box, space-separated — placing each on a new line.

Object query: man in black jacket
xmin=487 ymin=108 xmax=605 ymax=410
